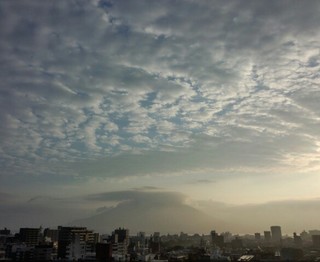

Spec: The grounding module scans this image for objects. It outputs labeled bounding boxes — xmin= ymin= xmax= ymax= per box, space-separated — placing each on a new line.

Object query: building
xmin=33 ymin=244 xmax=54 ymax=261
xmin=264 ymin=231 xmax=271 ymax=243
xmin=238 ymin=255 xmax=255 ymax=261
xmin=0 ymin=228 xmax=10 ymax=236
xmin=19 ymin=228 xmax=41 ymax=247
xmin=137 ymin=231 xmax=146 ymax=249
xmin=130 ymin=231 xmax=147 ymax=255
xmin=57 ymin=226 xmax=97 ymax=260
xmin=270 ymin=226 xmax=282 ymax=244
xmin=231 ymin=237 xmax=243 ymax=249
xmin=109 ymin=228 xmax=130 ymax=260
xmin=280 ymin=247 xmax=303 ymax=261
xmin=10 ymin=243 xmax=33 ymax=261
xmin=254 ymin=233 xmax=261 ymax=242
xmin=96 ymin=243 xmax=112 ymax=262
xmin=210 ymin=230 xmax=224 ymax=248
xmin=312 ymin=235 xmax=320 ymax=248
xmin=0 ymin=250 xmax=5 ymax=260
xmin=149 ymin=232 xmax=161 ymax=253
xmin=293 ymin=232 xmax=302 ymax=246
xmin=43 ymin=228 xmax=59 ymax=243
xmin=152 ymin=232 xmax=161 ymax=243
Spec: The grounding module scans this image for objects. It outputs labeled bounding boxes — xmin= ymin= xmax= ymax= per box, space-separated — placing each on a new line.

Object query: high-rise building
xmin=109 ymin=228 xmax=130 ymax=260
xmin=152 ymin=232 xmax=160 ymax=243
xmin=137 ymin=231 xmax=146 ymax=249
xmin=210 ymin=230 xmax=224 ymax=248
xmin=114 ymin=228 xmax=129 ymax=243
xmin=19 ymin=228 xmax=41 ymax=247
xmin=43 ymin=228 xmax=59 ymax=243
xmin=150 ymin=232 xmax=161 ymax=253
xmin=293 ymin=232 xmax=302 ymax=246
xmin=271 ymin=226 xmax=282 ymax=244
xmin=57 ymin=226 xmax=96 ymax=260
xmin=264 ymin=231 xmax=271 ymax=243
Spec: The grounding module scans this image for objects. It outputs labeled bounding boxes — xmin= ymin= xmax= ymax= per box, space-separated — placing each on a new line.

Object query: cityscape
xmin=2 ymin=1 xmax=320 ymax=262
xmin=1 ymin=225 xmax=320 ymax=261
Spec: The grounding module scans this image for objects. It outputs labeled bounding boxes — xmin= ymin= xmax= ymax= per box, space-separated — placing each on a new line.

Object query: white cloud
xmin=1 ymin=0 xmax=320 ymax=196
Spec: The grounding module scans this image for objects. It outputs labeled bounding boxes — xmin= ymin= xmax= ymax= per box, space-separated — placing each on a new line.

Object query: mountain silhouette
xmin=70 ymin=198 xmax=225 ymax=234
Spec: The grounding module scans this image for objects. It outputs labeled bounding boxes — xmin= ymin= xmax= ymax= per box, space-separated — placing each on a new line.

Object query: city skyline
xmin=1 ymin=0 xmax=320 ymax=233
xmin=2 ymin=225 xmax=320 ymax=261
xmin=2 ymin=224 xmax=319 ymax=240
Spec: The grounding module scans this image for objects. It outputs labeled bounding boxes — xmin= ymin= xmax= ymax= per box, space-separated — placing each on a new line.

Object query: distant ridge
xmin=70 ymin=200 xmax=225 ymax=234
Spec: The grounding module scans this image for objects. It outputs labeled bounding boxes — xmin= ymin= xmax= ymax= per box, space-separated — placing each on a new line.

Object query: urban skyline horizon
xmin=3 ymin=223 xmax=319 ymax=237
xmin=3 ymin=225 xmax=320 ymax=261
xmin=1 ymin=0 xmax=320 ymax=244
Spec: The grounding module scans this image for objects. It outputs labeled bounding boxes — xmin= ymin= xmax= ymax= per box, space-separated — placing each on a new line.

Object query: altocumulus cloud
xmin=1 ymin=0 xmax=320 ymax=183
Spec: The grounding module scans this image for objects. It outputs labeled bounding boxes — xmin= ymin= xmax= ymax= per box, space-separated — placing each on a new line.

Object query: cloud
xmin=131 ymin=186 xmax=161 ymax=191
xmin=74 ymin=189 xmax=223 ymax=234
xmin=0 ymin=194 xmax=93 ymax=230
xmin=0 ymin=192 xmax=16 ymax=203
xmin=1 ymin=0 xmax=320 ymax=202
xmin=0 ymin=189 xmax=221 ymax=234
xmin=194 ymin=179 xmax=216 ymax=184
xmin=86 ymin=189 xmax=186 ymax=207
xmin=1 ymin=188 xmax=320 ymax=234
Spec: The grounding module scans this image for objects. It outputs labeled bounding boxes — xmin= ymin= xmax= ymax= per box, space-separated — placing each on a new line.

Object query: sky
xmin=1 ymin=0 xmax=320 ymax=234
